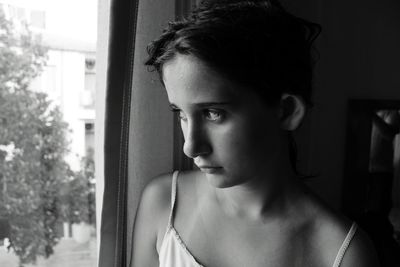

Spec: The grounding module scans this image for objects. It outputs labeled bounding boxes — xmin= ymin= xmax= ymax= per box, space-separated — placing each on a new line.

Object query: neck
xmin=214 ymin=160 xmax=302 ymax=222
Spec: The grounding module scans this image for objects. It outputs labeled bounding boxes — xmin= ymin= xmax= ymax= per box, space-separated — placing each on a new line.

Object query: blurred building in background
xmin=0 ymin=0 xmax=97 ymax=242
xmin=0 ymin=0 xmax=97 ymax=171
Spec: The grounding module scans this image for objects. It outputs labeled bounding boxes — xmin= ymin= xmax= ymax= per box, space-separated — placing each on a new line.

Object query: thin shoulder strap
xmin=332 ymin=222 xmax=358 ymax=267
xmin=167 ymin=170 xmax=179 ymax=227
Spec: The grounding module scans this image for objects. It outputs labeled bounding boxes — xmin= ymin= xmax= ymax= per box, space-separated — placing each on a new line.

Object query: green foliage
xmin=60 ymin=148 xmax=96 ymax=226
xmin=0 ymin=9 xmax=74 ymax=266
xmin=0 ymin=11 xmax=47 ymax=91
xmin=0 ymin=90 xmax=71 ymax=265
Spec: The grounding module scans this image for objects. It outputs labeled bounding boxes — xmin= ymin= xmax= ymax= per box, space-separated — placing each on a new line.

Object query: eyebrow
xmin=169 ymin=102 xmax=232 ymax=109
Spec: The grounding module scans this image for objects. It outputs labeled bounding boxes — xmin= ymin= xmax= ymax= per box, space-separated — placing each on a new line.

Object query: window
xmin=85 ymin=122 xmax=95 ymax=153
xmin=0 ymin=0 xmax=99 ymax=266
xmin=82 ymin=58 xmax=96 ymax=109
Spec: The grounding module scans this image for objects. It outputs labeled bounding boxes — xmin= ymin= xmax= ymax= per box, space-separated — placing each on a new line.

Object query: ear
xmin=279 ymin=94 xmax=306 ymax=131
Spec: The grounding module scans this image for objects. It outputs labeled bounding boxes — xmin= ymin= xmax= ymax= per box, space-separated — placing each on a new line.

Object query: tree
xmin=0 ymin=9 xmax=71 ymax=266
xmin=60 ymin=148 xmax=96 ymax=227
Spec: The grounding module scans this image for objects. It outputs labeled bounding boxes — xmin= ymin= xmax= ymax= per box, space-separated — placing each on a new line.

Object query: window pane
xmin=0 ymin=1 xmax=98 ymax=266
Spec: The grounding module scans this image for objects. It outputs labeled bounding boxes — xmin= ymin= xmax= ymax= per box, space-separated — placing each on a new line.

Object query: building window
xmin=85 ymin=122 xmax=95 ymax=153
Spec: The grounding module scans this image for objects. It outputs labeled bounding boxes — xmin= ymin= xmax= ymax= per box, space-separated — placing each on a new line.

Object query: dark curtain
xmin=98 ymin=0 xmax=139 ymax=266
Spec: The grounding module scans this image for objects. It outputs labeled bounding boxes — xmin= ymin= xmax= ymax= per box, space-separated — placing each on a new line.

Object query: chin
xmin=205 ymin=173 xmax=240 ymax=189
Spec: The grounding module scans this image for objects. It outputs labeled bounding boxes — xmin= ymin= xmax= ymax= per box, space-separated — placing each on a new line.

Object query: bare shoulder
xmin=138 ymin=169 xmax=200 ymax=213
xmin=132 ymin=172 xmax=173 ymax=267
xmin=302 ymin=193 xmax=379 ymax=267
xmin=173 ymin=169 xmax=202 ymax=190
xmin=136 ymin=172 xmax=174 ymax=234
xmin=140 ymin=172 xmax=173 ymax=211
xmin=134 ymin=170 xmax=200 ymax=244
xmin=339 ymin=226 xmax=380 ymax=267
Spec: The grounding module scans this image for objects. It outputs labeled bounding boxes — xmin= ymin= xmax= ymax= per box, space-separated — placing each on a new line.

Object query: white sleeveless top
xmin=158 ymin=171 xmax=358 ymax=267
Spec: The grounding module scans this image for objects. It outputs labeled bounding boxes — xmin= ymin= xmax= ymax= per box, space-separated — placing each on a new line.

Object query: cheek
xmin=216 ymin=122 xmax=281 ymax=165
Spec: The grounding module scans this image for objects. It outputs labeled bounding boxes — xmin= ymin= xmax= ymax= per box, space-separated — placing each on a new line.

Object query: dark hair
xmin=145 ymin=0 xmax=321 ymax=177
xmin=145 ymin=0 xmax=321 ymax=107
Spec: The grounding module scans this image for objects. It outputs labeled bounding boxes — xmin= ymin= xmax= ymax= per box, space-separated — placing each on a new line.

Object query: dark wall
xmin=282 ymin=0 xmax=400 ymax=209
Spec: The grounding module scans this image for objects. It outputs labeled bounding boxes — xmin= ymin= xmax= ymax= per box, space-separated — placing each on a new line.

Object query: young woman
xmin=133 ymin=0 xmax=380 ymax=266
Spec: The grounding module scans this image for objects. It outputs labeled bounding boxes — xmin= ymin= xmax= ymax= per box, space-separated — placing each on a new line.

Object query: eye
xmin=170 ymin=108 xmax=187 ymax=122
xmin=204 ymin=109 xmax=223 ymax=122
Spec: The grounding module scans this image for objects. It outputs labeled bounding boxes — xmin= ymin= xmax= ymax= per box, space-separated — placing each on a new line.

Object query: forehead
xmin=162 ymin=54 xmax=246 ymax=104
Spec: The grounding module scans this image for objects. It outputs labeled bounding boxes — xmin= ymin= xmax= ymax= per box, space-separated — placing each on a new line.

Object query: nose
xmin=182 ymin=121 xmax=211 ymax=159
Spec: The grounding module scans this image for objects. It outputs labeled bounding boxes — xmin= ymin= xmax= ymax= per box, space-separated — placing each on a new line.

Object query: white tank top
xmin=158 ymin=171 xmax=357 ymax=267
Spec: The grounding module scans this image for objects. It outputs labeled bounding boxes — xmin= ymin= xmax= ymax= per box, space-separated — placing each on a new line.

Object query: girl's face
xmin=163 ymin=54 xmax=287 ymax=188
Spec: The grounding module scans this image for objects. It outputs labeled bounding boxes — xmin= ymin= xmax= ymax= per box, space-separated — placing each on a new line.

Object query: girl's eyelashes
xmin=203 ymin=109 xmax=224 ymax=122
xmin=170 ymin=108 xmax=187 ymax=121
xmin=170 ymin=107 xmax=225 ymax=122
